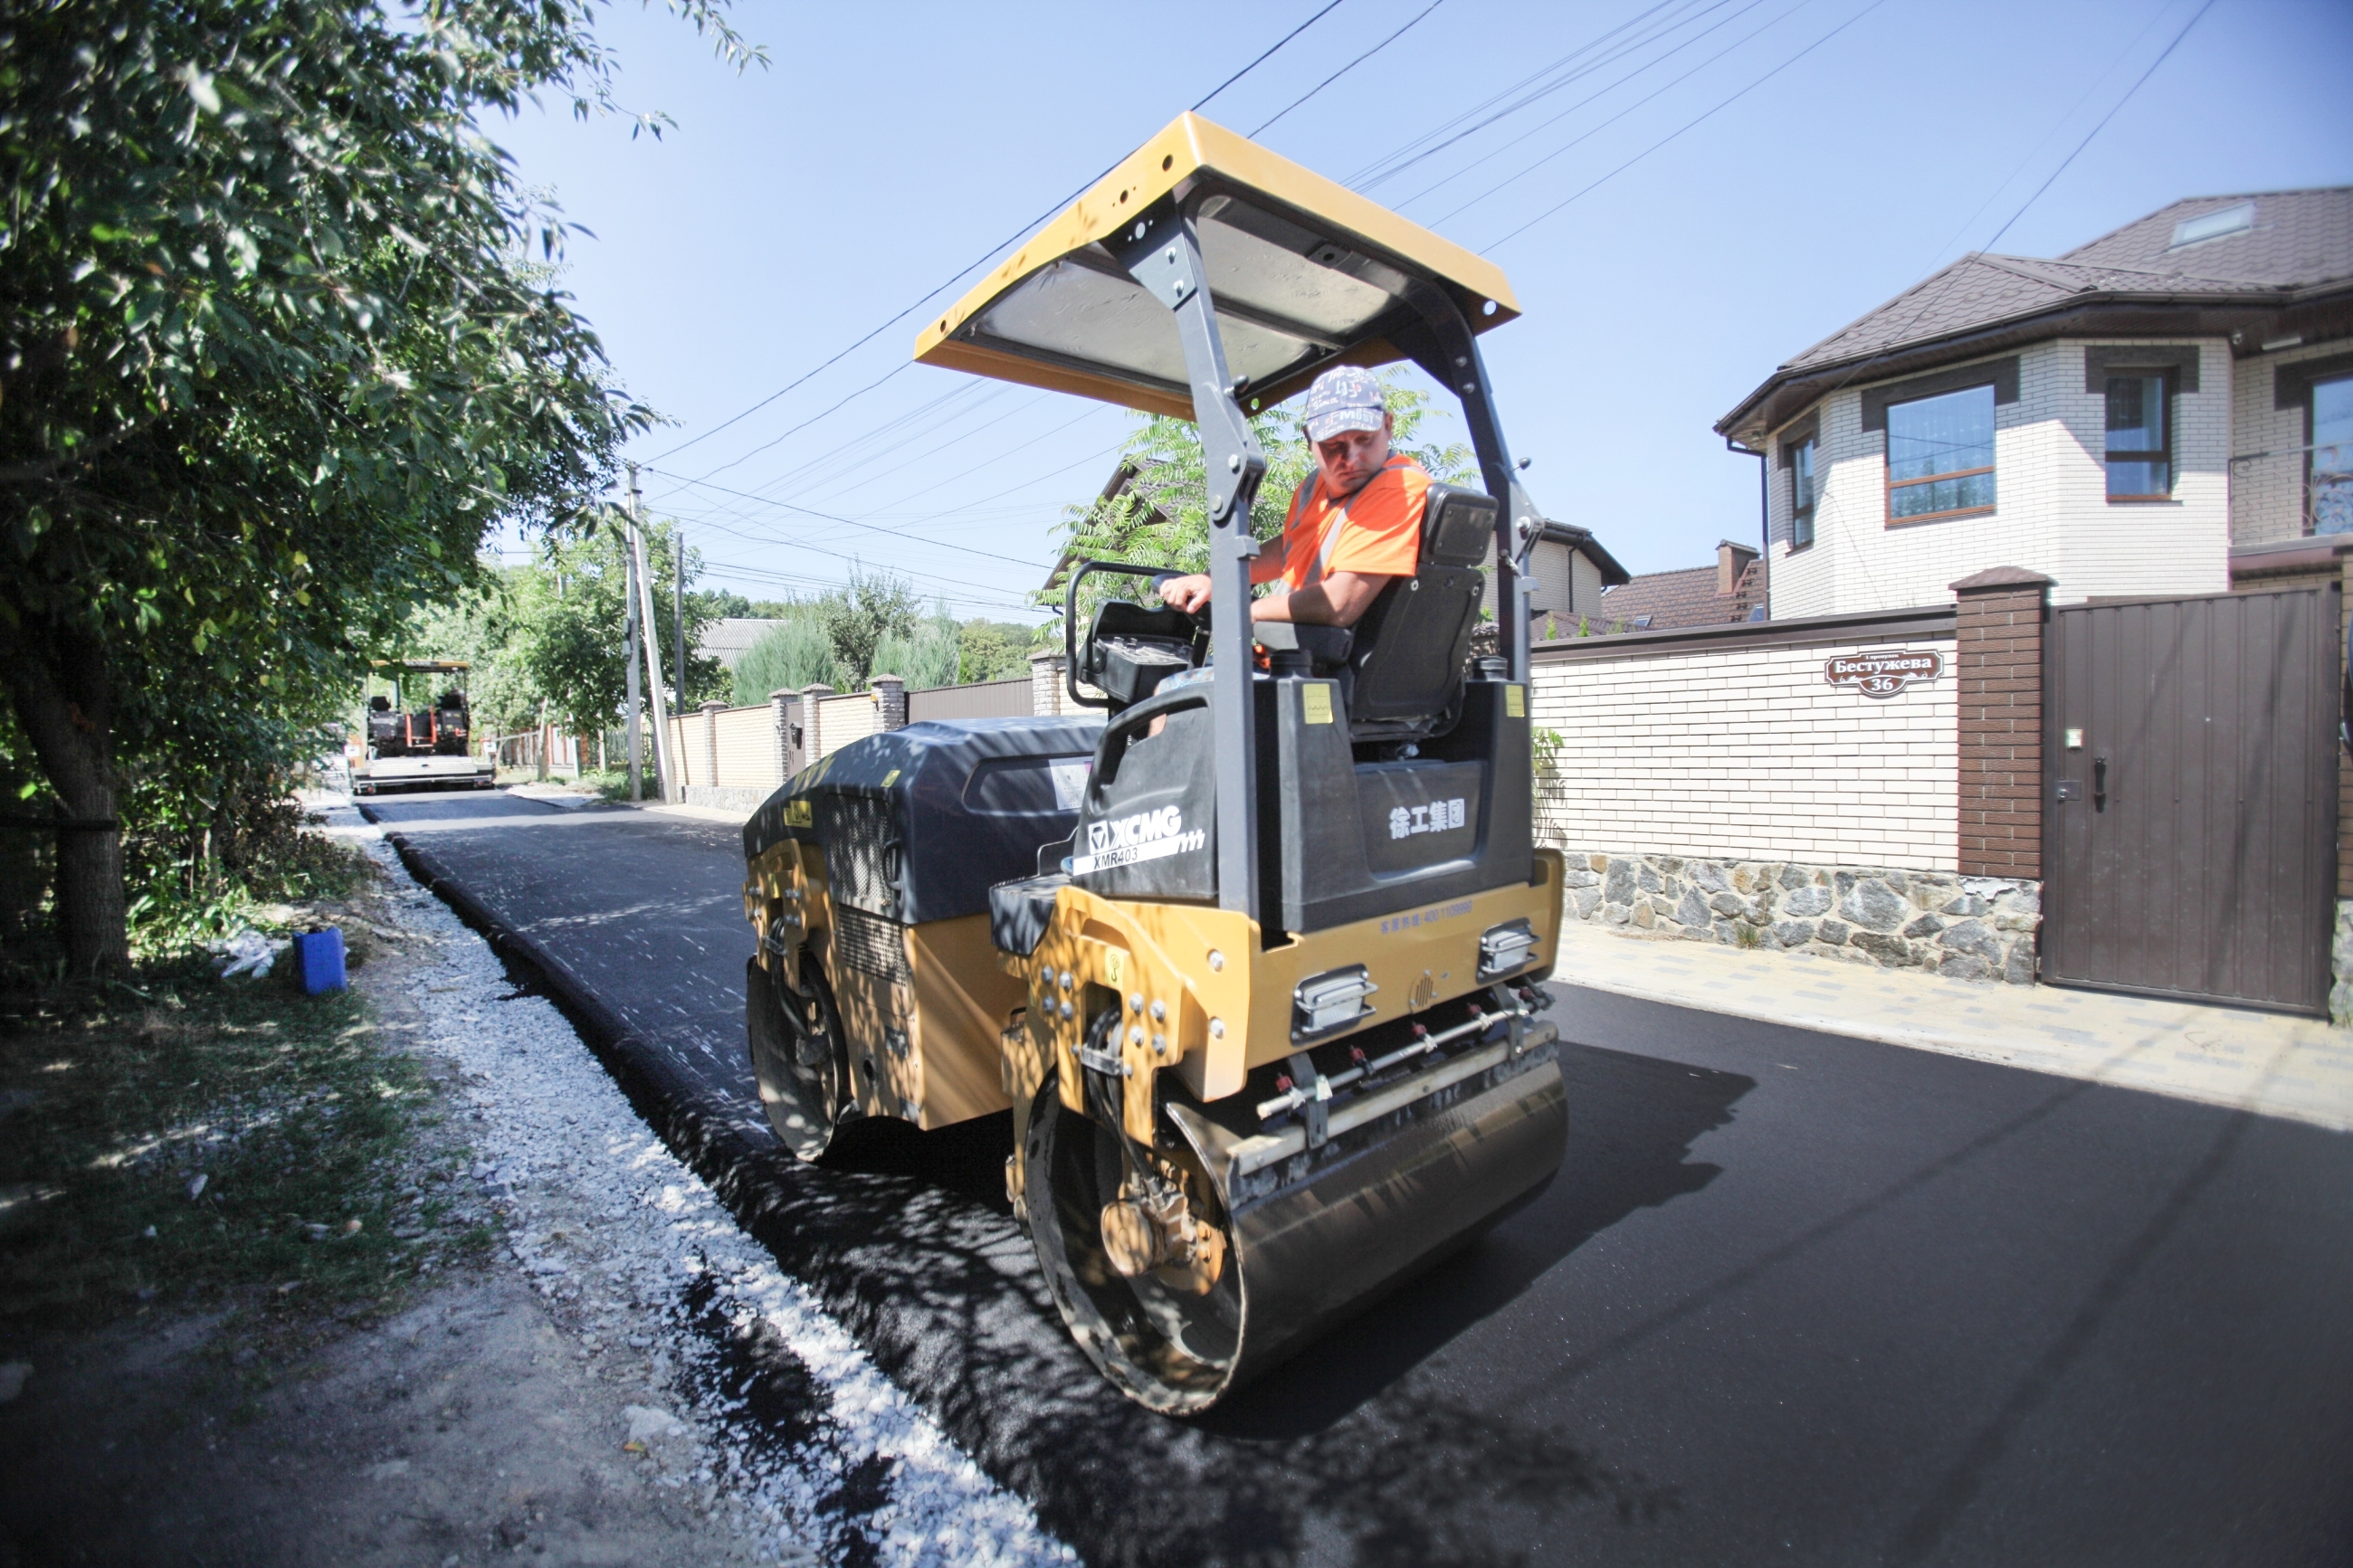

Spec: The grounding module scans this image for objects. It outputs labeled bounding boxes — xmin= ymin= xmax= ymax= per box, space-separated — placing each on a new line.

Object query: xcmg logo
xmin=1072 ymin=805 xmax=1204 ymax=875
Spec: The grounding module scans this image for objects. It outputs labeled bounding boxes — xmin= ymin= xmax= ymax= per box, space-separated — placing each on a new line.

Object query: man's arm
xmin=1253 ymin=571 xmax=1390 ymax=627
xmin=1156 ymin=550 xmax=1285 ymax=615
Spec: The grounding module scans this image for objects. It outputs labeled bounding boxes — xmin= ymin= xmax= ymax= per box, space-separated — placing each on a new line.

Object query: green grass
xmin=0 ymin=966 xmax=483 ymax=1331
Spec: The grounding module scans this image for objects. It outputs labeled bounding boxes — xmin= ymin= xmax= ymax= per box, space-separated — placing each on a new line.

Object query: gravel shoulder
xmin=0 ymin=803 xmax=1063 ymax=1568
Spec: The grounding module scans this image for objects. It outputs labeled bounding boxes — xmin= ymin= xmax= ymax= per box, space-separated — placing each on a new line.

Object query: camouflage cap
xmin=1300 ymin=366 xmax=1387 ymax=442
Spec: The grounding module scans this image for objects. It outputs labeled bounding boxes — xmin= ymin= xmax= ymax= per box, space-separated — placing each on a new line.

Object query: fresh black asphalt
xmin=360 ymin=789 xmax=2353 ymax=1567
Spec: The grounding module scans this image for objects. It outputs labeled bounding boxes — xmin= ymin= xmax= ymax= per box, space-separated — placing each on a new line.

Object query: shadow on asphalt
xmin=1202 ymin=1042 xmax=1756 ymax=1440
xmin=818 ymin=1110 xmax=1016 ymax=1212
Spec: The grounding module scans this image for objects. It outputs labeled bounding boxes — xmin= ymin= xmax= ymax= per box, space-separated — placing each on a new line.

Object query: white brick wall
xmin=2232 ymin=340 xmax=2342 ymax=547
xmin=814 ymin=690 xmax=877 ymax=757
xmin=1530 ymin=632 xmax=1958 ymax=870
xmin=1765 ymin=339 xmax=2231 ymax=615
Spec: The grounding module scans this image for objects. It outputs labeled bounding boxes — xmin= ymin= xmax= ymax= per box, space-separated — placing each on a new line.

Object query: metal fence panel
xmin=907 ymin=677 xmax=1033 ymax=723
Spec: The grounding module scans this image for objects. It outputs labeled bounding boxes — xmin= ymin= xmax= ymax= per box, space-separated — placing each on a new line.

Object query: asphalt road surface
xmin=359 ymin=789 xmax=2353 ymax=1568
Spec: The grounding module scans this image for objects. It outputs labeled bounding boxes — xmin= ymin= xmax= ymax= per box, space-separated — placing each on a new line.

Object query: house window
xmin=1885 ymin=385 xmax=1996 ymax=523
xmin=2314 ymin=374 xmax=2353 ymax=536
xmin=2104 ymin=374 xmax=2171 ymax=499
xmin=1788 ymin=436 xmax=1816 ymax=550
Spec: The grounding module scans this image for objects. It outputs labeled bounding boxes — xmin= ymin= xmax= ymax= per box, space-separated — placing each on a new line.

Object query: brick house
xmin=1523 ymin=189 xmax=2351 ymax=1016
xmin=1716 ymin=187 xmax=2353 ymax=614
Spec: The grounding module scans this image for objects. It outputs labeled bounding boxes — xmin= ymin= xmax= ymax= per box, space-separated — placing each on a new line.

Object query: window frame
xmin=1881 ymin=385 xmax=1997 ymax=527
xmin=1787 ymin=434 xmax=1817 ymax=552
xmin=2102 ymin=369 xmax=2175 ymax=503
xmin=2310 ymin=370 xmax=2353 ymax=537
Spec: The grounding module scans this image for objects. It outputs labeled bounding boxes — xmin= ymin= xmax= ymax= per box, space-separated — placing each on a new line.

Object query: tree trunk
xmin=3 ymin=625 xmax=129 ymax=974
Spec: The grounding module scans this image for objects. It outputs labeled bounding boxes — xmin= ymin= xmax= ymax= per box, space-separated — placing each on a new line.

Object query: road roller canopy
xmin=912 ymin=113 xmax=1521 ymax=421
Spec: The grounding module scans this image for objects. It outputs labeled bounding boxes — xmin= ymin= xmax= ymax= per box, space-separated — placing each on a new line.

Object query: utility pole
xmin=536 ymin=696 xmax=549 ymax=782
xmin=623 ymin=480 xmax=643 ymax=803
xmin=673 ymin=529 xmax=687 ymax=724
xmin=627 ymin=465 xmax=675 ymax=803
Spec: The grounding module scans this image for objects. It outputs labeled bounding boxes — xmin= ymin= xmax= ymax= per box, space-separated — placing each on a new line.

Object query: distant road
xmin=363 ymin=789 xmax=2353 ymax=1568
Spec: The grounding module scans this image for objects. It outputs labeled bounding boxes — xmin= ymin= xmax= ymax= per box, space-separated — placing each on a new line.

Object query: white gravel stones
xmin=334 ymin=805 xmax=1072 ymax=1568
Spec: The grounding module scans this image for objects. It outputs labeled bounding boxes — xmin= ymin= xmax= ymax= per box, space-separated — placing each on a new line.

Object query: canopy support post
xmin=1395 ymin=287 xmax=1544 ymax=685
xmin=1121 ymin=206 xmax=1268 ymax=924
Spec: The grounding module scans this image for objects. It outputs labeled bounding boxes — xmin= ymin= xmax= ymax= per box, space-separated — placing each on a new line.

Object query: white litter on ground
xmin=327 ymin=803 xmax=1072 ymax=1568
xmin=214 ymin=928 xmax=290 ymax=979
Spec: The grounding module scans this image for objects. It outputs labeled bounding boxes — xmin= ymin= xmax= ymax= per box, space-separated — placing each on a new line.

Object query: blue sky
xmin=488 ymin=0 xmax=2353 ymax=617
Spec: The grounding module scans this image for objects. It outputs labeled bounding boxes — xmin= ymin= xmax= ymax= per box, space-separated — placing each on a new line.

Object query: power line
xmin=685 ymin=517 xmax=1041 ymax=608
xmin=1739 ymin=0 xmax=2216 ymax=611
xmin=1249 ymin=0 xmax=1448 ymax=138
xmin=647 ymin=467 xmax=1053 ymax=571
xmin=668 ymin=0 xmax=1854 ymax=587
xmin=1483 ymin=0 xmax=1887 ymax=251
xmin=1347 ymin=0 xmax=1706 ymax=187
xmin=643 ymin=0 xmax=1349 ymax=469
xmin=1404 ymin=0 xmax=1784 ymax=221
xmin=1975 ymin=0 xmax=2216 ymax=257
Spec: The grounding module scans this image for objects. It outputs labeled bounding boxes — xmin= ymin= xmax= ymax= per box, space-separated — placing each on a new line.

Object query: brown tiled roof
xmin=1718 ymin=187 xmax=2353 ymax=447
xmin=1586 ymin=558 xmax=1761 ymax=633
xmin=1777 ymin=253 xmax=2280 ymax=375
xmin=2060 ymin=189 xmax=2353 ymax=284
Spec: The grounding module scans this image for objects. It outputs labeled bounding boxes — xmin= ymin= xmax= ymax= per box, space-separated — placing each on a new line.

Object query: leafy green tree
xmin=1041 ymin=373 xmax=1473 ymax=624
xmin=956 ymin=619 xmax=1046 ymax=683
xmin=0 ymin=1 xmax=756 ymax=970
xmin=821 ymin=569 xmax=919 ymax=691
xmin=428 ymin=519 xmax=726 ymax=738
xmin=731 ymin=609 xmax=838 ymax=705
xmin=873 ymin=605 xmax=962 ymax=690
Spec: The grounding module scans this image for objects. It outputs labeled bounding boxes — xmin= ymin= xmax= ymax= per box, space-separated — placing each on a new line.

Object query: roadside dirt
xmin=0 ymin=858 xmax=786 ymax=1567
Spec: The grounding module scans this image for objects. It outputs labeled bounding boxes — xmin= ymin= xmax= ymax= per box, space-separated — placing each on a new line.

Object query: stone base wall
xmin=1559 ymin=851 xmax=2040 ymax=984
xmin=682 ymin=784 xmax=770 ymax=813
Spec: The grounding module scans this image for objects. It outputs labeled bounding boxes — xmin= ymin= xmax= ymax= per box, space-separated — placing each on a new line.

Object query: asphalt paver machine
xmin=741 ymin=113 xmax=1567 ymax=1412
xmin=351 ymin=660 xmax=496 ymax=794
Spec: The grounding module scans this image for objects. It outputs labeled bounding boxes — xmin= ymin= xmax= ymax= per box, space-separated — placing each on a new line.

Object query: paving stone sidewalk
xmin=1553 ymin=922 xmax=2353 ymax=1134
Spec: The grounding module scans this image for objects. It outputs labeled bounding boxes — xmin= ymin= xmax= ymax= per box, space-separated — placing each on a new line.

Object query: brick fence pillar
xmin=798 ymin=684 xmax=834 ymax=763
xmin=871 ymin=673 xmax=908 ymax=732
xmin=699 ymin=700 xmax=726 ymax=789
xmin=1950 ymin=566 xmax=2053 ymax=879
xmin=1028 ymin=648 xmax=1066 ymax=717
xmin=768 ymin=689 xmax=796 ymax=783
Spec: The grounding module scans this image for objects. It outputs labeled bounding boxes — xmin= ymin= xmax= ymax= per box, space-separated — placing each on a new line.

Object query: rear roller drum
xmin=746 ymin=951 xmax=849 ymax=1162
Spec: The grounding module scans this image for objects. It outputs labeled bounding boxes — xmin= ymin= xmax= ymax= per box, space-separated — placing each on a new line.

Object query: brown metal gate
xmin=2043 ymin=585 xmax=2340 ymax=1014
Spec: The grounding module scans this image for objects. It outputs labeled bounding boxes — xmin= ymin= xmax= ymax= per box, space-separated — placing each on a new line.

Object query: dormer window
xmin=2167 ymin=203 xmax=2253 ymax=249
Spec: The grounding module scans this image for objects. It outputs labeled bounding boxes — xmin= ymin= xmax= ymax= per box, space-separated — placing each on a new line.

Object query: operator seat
xmin=1339 ymin=483 xmax=1494 ymax=739
xmin=1254 ymin=481 xmax=1495 ymax=743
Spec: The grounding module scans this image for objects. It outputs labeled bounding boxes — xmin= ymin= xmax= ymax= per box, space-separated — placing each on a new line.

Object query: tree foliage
xmin=0 ymin=0 xmax=755 ymax=969
xmin=1040 ymin=372 xmax=1474 ymax=624
xmin=819 ymin=568 xmax=919 ymax=692
xmin=729 ymin=591 xmax=1042 ymax=703
xmin=417 ymin=519 xmax=727 ymax=739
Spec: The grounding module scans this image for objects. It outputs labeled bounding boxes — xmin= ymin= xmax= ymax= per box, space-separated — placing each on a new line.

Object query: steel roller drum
xmin=1027 ymin=1035 xmax=1566 ymax=1413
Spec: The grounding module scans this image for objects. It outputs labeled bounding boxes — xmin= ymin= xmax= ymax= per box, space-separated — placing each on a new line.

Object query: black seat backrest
xmin=1344 ymin=483 xmax=1495 ymax=740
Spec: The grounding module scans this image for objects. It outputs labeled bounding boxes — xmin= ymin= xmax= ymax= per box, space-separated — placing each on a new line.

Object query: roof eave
xmin=1714 ymin=282 xmax=2348 ymax=448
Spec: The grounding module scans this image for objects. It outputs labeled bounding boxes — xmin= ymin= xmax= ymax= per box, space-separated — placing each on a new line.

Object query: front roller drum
xmin=1024 ymin=1038 xmax=1566 ymax=1413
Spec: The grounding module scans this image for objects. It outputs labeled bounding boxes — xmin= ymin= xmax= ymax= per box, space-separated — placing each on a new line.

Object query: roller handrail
xmin=1062 ymin=557 xmax=1189 ymax=710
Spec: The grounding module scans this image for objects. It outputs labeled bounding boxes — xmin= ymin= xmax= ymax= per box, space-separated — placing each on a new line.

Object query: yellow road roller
xmin=742 ymin=112 xmax=1567 ymax=1413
